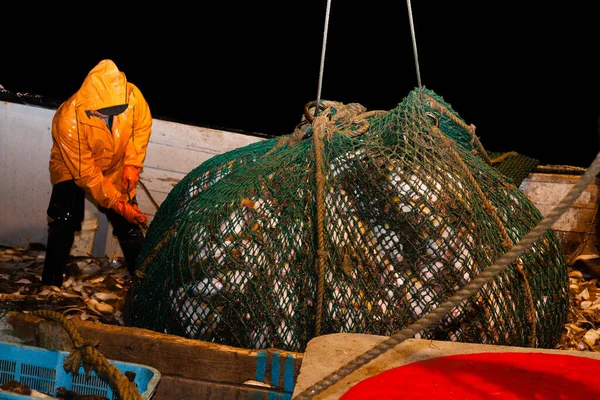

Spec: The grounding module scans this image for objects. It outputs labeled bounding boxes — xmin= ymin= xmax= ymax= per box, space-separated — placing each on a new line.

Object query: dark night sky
xmin=2 ymin=2 xmax=599 ymax=168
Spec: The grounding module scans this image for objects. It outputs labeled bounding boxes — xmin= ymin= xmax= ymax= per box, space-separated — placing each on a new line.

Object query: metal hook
xmin=426 ymin=112 xmax=439 ymax=127
xmin=303 ymin=101 xmax=329 ymax=123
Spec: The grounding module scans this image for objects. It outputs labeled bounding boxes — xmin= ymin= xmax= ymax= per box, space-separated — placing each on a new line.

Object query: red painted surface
xmin=340 ymin=352 xmax=600 ymax=399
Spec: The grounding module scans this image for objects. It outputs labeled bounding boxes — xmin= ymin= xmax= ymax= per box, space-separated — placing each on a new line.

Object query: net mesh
xmin=126 ymin=88 xmax=568 ymax=352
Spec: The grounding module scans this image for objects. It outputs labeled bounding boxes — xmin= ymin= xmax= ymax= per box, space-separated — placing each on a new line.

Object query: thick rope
xmin=515 ymin=262 xmax=537 ymax=347
xmin=308 ymin=102 xmax=386 ymax=336
xmin=294 ymin=151 xmax=600 ymax=399
xmin=137 ymin=225 xmax=176 ymax=278
xmin=490 ymin=151 xmax=519 ymax=165
xmin=312 ymin=114 xmax=330 ymax=337
xmin=263 ymin=125 xmax=307 ymax=158
xmin=307 ymin=3 xmax=334 ymax=334
xmin=30 ymin=309 xmax=143 ymax=400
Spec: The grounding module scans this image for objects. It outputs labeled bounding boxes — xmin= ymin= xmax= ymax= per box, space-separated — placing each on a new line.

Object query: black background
xmin=2 ymin=2 xmax=599 ymax=168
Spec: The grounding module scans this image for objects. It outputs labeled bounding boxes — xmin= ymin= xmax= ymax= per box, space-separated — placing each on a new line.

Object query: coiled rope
xmin=30 ymin=309 xmax=143 ymax=400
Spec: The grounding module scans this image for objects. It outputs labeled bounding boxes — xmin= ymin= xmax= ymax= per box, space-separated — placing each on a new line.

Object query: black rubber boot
xmin=41 ymin=230 xmax=75 ymax=287
xmin=118 ymin=230 xmax=145 ymax=278
xmin=42 ymin=180 xmax=85 ymax=287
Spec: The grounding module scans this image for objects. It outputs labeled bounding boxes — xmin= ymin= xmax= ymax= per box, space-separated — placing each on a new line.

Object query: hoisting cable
xmin=312 ymin=0 xmax=333 ymax=338
xmin=406 ymin=0 xmax=422 ymax=90
xmin=293 ymin=150 xmax=600 ymax=399
xmin=313 ymin=0 xmax=333 ymax=119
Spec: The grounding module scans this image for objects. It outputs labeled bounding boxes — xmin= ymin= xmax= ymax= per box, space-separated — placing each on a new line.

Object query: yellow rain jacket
xmin=49 ymin=60 xmax=152 ymax=209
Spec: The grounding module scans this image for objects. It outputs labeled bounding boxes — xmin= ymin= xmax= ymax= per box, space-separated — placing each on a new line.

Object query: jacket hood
xmin=75 ymin=59 xmax=128 ymax=112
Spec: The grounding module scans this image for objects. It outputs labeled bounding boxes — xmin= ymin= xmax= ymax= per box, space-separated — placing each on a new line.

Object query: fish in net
xmin=125 ymin=87 xmax=568 ymax=352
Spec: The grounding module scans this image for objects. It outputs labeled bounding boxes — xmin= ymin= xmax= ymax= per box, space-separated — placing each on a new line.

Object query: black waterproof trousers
xmin=41 ymin=180 xmax=144 ymax=286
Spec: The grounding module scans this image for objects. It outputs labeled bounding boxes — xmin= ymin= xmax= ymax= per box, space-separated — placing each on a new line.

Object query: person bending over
xmin=42 ymin=59 xmax=151 ymax=286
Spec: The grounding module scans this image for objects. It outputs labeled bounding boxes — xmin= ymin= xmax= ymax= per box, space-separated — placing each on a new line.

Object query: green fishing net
xmin=126 ymin=87 xmax=568 ymax=353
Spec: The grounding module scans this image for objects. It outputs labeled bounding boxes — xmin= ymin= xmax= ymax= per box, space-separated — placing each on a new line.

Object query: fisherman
xmin=41 ymin=59 xmax=152 ymax=287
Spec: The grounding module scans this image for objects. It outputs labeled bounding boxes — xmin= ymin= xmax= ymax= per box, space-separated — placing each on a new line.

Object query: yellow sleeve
xmin=53 ymin=115 xmax=122 ymax=208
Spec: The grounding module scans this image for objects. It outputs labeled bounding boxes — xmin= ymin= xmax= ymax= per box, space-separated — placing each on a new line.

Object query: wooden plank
xmin=150 ymin=120 xmax=264 ymax=153
xmin=0 ymin=102 xmax=54 ymax=247
xmin=0 ymin=313 xmax=38 ymax=346
xmin=136 ymin=190 xmax=168 ymax=217
xmin=3 ymin=312 xmax=303 ymax=390
xmin=521 ymin=181 xmax=598 ymax=209
xmin=292 ymin=333 xmax=600 ymax=399
xmin=523 ymin=173 xmax=584 ymax=185
xmin=522 ymin=172 xmax=600 ymax=185
xmin=534 ymin=205 xmax=597 ymax=233
xmin=139 ymin=167 xmax=186 ymax=195
xmin=519 ymin=172 xmax=599 ymax=259
xmin=154 ymin=376 xmax=289 ymax=400
xmin=144 ymin=143 xmax=217 ymax=174
xmin=553 ymin=231 xmax=588 ymax=261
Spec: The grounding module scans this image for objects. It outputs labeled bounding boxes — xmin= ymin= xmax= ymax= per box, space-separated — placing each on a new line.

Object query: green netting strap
xmin=489 ymin=151 xmax=540 ymax=187
xmin=433 ymin=125 xmax=513 ymax=250
xmin=423 ymin=93 xmax=492 ymax=165
xmin=432 ymin=123 xmax=541 ymax=340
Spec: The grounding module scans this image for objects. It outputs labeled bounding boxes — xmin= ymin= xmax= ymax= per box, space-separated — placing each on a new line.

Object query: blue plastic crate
xmin=0 ymin=341 xmax=160 ymax=399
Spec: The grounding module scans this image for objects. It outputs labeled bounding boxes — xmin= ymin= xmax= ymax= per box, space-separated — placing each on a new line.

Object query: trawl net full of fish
xmin=126 ymin=88 xmax=569 ymax=352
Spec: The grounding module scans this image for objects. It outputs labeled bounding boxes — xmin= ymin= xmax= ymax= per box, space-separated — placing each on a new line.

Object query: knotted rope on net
xmin=126 ymin=87 xmax=568 ymax=353
xmin=31 ymin=309 xmax=142 ymax=400
xmin=307 ymin=101 xmax=387 ymax=336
